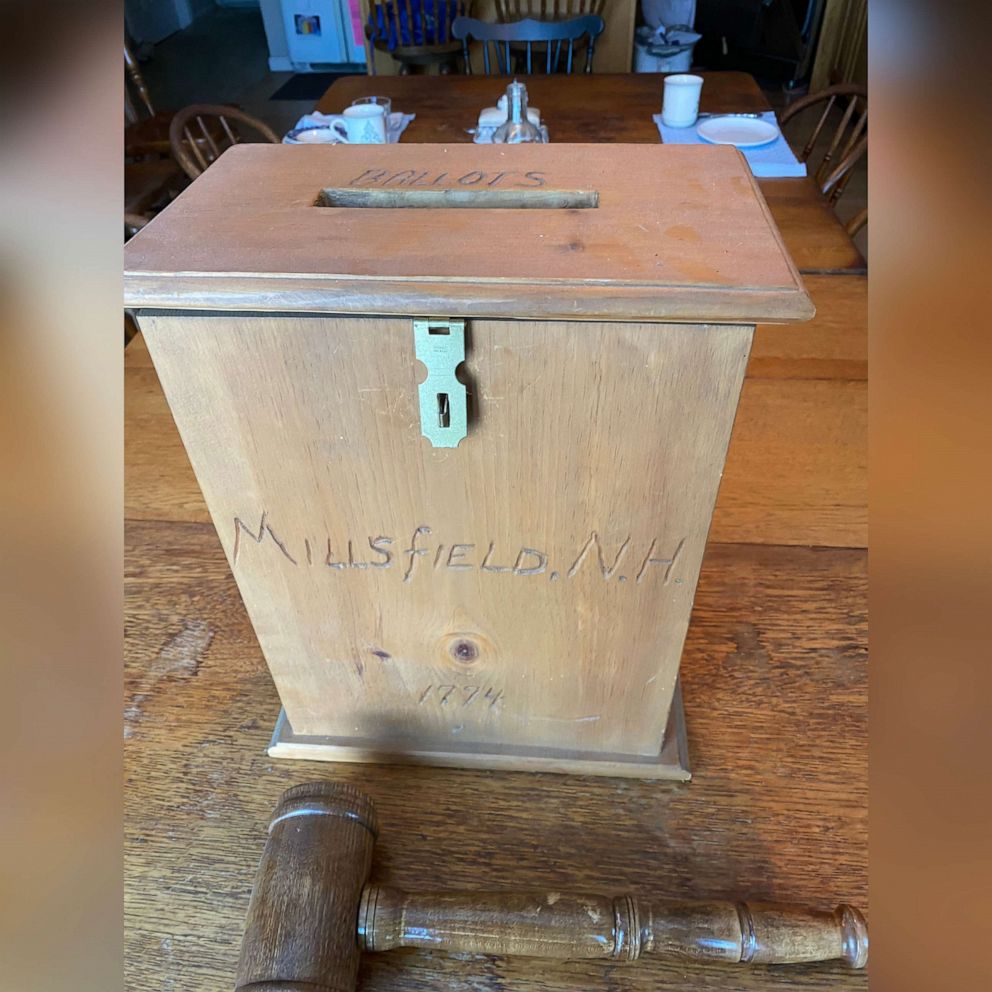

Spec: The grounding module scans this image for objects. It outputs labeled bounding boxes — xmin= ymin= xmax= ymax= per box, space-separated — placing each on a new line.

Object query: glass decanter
xmin=492 ymin=79 xmax=543 ymax=144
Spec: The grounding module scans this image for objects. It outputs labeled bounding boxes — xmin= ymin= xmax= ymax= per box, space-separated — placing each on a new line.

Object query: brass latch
xmin=413 ymin=318 xmax=467 ymax=449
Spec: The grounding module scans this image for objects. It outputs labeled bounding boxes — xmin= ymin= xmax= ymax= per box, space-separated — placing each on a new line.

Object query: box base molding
xmin=267 ymin=681 xmax=691 ymax=780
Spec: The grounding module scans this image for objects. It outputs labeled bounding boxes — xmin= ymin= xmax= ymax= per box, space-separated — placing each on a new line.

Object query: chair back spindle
xmin=780 ymin=84 xmax=868 ymax=204
xmin=451 ymin=15 xmax=604 ymax=74
xmin=495 ymin=0 xmax=605 ymax=20
xmin=366 ymin=0 xmax=474 ymax=74
xmin=124 ymin=42 xmax=155 ymax=121
xmin=169 ymin=104 xmax=280 ymax=181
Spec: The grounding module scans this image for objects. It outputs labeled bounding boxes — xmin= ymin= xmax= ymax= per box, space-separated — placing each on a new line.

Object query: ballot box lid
xmin=124 ymin=143 xmax=813 ymax=324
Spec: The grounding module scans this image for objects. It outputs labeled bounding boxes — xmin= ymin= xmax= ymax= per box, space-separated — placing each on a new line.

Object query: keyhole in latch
xmin=413 ymin=318 xmax=467 ymax=448
xmin=437 ymin=393 xmax=450 ymax=428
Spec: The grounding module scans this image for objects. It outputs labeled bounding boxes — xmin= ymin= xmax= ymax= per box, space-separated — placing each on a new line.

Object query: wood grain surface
xmin=124 ymin=143 xmax=813 ymax=323
xmin=140 ymin=310 xmax=753 ymax=761
xmin=124 ymin=70 xmax=866 ymax=992
xmin=316 ymin=72 xmax=771 ymax=142
xmin=315 ymin=73 xmax=866 ymax=274
xmin=748 ymin=275 xmax=866 ymax=380
xmin=124 ymin=370 xmax=867 ymax=549
xmin=235 ymin=782 xmax=378 ymax=992
xmin=125 ymin=272 xmax=867 ymax=549
xmin=757 ymin=180 xmax=866 ymax=275
xmin=125 ymin=522 xmax=866 ymax=991
xmin=713 ymin=377 xmax=867 ymax=548
xmin=124 ymin=273 xmax=867 ymax=382
xmin=361 ymin=885 xmax=867 ymax=966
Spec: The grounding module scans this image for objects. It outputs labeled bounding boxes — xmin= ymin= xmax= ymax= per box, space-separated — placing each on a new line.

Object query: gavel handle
xmin=358 ymin=886 xmax=868 ymax=968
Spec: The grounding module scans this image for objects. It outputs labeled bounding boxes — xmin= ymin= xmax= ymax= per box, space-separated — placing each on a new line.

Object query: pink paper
xmin=349 ymin=0 xmax=364 ymax=48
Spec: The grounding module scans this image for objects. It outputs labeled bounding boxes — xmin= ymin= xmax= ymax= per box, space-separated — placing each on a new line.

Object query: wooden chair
xmin=780 ymin=83 xmax=867 ymax=205
xmin=124 ymin=45 xmax=188 ymax=235
xmin=365 ymin=0 xmax=474 ymax=75
xmin=845 ymin=205 xmax=867 ymax=238
xmin=125 ymin=41 xmax=177 ymax=160
xmin=125 ymin=213 xmax=150 ymax=240
xmin=125 ymin=50 xmax=232 ymax=167
xmin=125 ymin=41 xmax=155 ymax=122
xmin=125 ymin=159 xmax=185 ymax=215
xmin=452 ymin=15 xmax=605 ymax=74
xmin=494 ymin=1 xmax=604 ymax=69
xmin=169 ymin=105 xmax=280 ymax=181
xmin=495 ymin=0 xmax=604 ymax=21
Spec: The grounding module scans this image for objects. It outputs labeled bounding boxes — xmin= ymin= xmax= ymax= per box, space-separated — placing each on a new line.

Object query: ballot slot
xmin=315 ymin=188 xmax=600 ymax=209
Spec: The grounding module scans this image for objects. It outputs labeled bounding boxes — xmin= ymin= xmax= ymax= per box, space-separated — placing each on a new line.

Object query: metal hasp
xmin=413 ymin=318 xmax=467 ymax=448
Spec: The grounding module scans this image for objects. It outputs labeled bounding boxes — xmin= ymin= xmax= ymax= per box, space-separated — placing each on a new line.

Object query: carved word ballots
xmin=232 ymin=513 xmax=685 ymax=587
xmin=349 ymin=168 xmax=547 ymax=188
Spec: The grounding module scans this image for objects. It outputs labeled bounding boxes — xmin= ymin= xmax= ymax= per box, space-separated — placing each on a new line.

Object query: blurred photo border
xmin=0 ymin=1 xmax=990 ymax=989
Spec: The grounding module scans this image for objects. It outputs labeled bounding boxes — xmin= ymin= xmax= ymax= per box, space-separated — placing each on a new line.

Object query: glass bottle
xmin=492 ymin=79 xmax=543 ymax=144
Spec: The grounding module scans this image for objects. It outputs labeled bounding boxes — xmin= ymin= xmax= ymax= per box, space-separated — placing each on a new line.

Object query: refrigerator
xmin=263 ymin=0 xmax=367 ymax=69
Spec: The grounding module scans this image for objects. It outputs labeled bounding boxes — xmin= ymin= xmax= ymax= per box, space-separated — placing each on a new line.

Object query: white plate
xmin=283 ymin=126 xmax=343 ymax=145
xmin=696 ymin=116 xmax=780 ymax=148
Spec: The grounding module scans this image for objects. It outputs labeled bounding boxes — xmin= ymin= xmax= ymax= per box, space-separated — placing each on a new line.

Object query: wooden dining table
xmin=125 ymin=71 xmax=867 ymax=992
xmin=317 ymin=72 xmax=866 ymax=274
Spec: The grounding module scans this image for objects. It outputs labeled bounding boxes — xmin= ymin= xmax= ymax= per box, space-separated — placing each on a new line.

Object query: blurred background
xmin=2 ymin=0 xmax=992 ymax=989
xmin=123 ymin=0 xmax=867 ymax=252
xmin=123 ymin=0 xmax=865 ymax=129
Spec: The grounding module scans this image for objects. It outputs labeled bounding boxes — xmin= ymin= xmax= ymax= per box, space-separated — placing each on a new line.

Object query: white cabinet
xmin=264 ymin=0 xmax=366 ymax=69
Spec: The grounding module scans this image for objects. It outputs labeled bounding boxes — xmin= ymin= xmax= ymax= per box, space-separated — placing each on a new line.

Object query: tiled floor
xmin=135 ymin=5 xmax=866 ymax=257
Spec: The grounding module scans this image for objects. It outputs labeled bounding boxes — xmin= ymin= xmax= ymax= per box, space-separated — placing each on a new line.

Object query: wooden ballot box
xmin=124 ymin=144 xmax=812 ymax=778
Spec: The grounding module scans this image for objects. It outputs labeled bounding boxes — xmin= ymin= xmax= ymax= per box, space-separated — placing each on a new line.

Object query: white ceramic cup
xmin=661 ymin=73 xmax=704 ymax=128
xmin=332 ymin=104 xmax=387 ymax=144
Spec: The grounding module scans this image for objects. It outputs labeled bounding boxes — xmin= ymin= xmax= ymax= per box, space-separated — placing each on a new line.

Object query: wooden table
xmin=125 ymin=72 xmax=867 ymax=992
xmin=318 ymin=73 xmax=866 ymax=274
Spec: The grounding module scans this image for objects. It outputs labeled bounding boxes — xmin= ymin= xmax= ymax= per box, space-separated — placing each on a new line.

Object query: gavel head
xmin=235 ymin=782 xmax=378 ymax=992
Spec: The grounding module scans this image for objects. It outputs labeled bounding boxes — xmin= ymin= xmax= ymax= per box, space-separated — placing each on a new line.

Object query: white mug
xmin=332 ymin=104 xmax=387 ymax=144
xmin=661 ymin=73 xmax=704 ymax=128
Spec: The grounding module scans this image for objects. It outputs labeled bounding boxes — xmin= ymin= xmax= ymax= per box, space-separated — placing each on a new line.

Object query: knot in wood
xmin=450 ymin=639 xmax=479 ymax=663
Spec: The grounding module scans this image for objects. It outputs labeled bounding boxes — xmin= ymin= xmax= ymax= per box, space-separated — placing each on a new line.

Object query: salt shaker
xmin=492 ymin=80 xmax=543 ymax=144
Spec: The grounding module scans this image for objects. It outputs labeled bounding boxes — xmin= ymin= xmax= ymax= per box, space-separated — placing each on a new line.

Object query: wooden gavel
xmin=235 ymin=783 xmax=868 ymax=991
